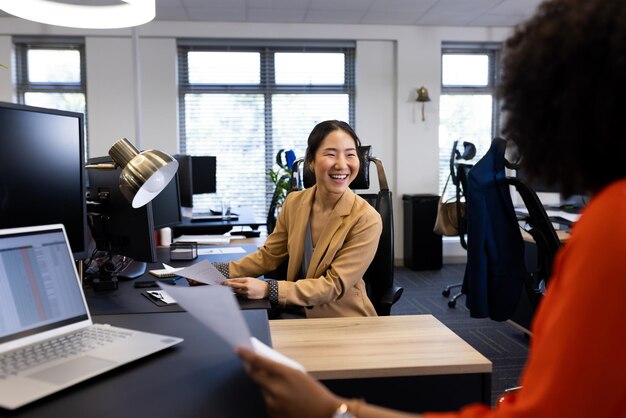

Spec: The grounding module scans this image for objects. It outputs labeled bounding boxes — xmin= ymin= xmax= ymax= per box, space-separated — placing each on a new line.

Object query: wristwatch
xmin=332 ymin=403 xmax=355 ymax=418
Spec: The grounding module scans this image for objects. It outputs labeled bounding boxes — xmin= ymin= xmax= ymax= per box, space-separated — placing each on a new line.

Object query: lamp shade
xmin=108 ymin=138 xmax=178 ymax=208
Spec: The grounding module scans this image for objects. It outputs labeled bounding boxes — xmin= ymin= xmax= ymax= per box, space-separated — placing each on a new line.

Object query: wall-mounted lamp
xmin=85 ymin=138 xmax=178 ymax=208
xmin=415 ymin=86 xmax=431 ymax=122
xmin=0 ymin=0 xmax=155 ymax=29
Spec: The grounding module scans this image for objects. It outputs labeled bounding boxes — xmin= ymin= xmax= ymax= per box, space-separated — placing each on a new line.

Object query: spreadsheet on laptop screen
xmin=0 ymin=229 xmax=88 ymax=343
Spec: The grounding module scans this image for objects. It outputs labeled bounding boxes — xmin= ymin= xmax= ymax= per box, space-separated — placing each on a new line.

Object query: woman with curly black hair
xmin=234 ymin=1 xmax=626 ymax=417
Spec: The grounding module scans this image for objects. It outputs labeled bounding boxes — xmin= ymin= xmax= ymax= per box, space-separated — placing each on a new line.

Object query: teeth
xmin=331 ymin=174 xmax=348 ymax=179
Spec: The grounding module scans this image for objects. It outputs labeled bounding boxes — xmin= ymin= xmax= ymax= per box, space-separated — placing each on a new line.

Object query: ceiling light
xmin=0 ymin=0 xmax=155 ymax=29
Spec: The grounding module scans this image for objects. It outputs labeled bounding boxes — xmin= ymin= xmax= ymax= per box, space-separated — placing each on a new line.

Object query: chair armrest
xmin=376 ymin=286 xmax=404 ymax=316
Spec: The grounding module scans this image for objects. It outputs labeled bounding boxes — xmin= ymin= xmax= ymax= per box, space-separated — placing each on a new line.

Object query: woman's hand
xmin=222 ymin=277 xmax=269 ymax=299
xmin=236 ymin=347 xmax=341 ymax=418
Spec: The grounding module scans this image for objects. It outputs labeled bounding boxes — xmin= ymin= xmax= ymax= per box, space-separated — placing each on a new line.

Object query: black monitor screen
xmin=152 ymin=172 xmax=182 ymax=228
xmin=86 ymin=157 xmax=157 ymax=263
xmin=0 ymin=102 xmax=88 ymax=260
xmin=174 ymin=154 xmax=193 ymax=207
xmin=191 ymin=156 xmax=217 ymax=194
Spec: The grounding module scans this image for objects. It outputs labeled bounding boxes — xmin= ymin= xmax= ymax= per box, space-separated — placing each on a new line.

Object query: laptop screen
xmin=0 ymin=227 xmax=89 ymax=344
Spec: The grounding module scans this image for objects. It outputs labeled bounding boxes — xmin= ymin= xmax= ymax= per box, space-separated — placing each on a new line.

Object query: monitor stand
xmin=116 ymin=260 xmax=148 ymax=280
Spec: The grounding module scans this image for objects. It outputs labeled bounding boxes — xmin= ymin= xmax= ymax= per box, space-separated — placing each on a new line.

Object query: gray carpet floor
xmin=390 ymin=264 xmax=530 ymax=406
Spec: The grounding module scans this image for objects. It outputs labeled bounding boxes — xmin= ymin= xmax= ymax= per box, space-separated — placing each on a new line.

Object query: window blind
xmin=177 ymin=41 xmax=355 ymax=220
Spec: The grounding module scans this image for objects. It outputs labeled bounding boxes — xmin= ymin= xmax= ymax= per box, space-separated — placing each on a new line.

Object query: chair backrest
xmin=448 ymin=140 xmax=476 ymax=249
xmin=506 ymin=175 xmax=562 ymax=304
xmin=289 ymin=146 xmax=402 ymax=315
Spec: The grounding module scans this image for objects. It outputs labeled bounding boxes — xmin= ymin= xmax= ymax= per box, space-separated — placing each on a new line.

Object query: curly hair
xmin=499 ymin=0 xmax=626 ymax=197
xmin=304 ymin=120 xmax=364 ymax=169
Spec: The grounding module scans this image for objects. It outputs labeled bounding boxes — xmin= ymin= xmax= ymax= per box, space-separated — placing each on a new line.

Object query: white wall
xmin=0 ymin=17 xmax=512 ymax=263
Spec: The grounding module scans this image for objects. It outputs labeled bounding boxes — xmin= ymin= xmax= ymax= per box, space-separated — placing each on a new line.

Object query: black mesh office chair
xmin=289 ymin=146 xmax=403 ymax=316
xmin=441 ymin=141 xmax=475 ymax=308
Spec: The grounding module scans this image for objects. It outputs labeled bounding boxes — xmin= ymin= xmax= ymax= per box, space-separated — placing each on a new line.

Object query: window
xmin=14 ymin=38 xmax=86 ymax=116
xmin=178 ymin=41 xmax=355 ymax=219
xmin=439 ymin=44 xmax=501 ymax=199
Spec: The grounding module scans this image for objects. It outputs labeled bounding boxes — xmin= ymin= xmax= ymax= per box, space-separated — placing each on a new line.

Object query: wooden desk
xmin=270 ymin=315 xmax=492 ymax=413
xmin=521 ymin=229 xmax=570 ymax=243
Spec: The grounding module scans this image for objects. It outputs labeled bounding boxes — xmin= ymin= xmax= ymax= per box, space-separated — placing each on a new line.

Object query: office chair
xmin=505 ymin=164 xmax=562 ymax=323
xmin=441 ymin=141 xmax=476 ymax=308
xmin=289 ymin=146 xmax=403 ymax=316
xmin=267 ymin=149 xmax=297 ymax=234
xmin=458 ymin=137 xmax=561 ymax=323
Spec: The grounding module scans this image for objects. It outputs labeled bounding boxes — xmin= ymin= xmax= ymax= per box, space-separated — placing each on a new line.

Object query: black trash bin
xmin=403 ymin=194 xmax=442 ymax=270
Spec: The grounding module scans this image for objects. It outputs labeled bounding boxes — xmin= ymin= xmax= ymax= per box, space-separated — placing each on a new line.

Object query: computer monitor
xmin=174 ymin=154 xmax=193 ymax=208
xmin=0 ymin=101 xmax=88 ymax=260
xmin=191 ymin=156 xmax=217 ymax=194
xmin=151 ymin=172 xmax=182 ymax=228
xmin=86 ymin=156 xmax=157 ymax=276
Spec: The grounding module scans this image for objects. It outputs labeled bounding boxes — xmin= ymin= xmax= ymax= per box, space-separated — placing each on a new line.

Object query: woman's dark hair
xmin=499 ymin=0 xmax=626 ymax=197
xmin=304 ymin=120 xmax=364 ymax=169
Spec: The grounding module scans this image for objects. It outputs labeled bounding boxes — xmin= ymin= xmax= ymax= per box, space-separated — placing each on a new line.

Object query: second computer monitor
xmin=191 ymin=156 xmax=217 ymax=194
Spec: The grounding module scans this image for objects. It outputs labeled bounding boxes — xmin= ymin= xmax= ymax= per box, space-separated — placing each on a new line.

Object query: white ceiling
xmin=0 ymin=0 xmax=544 ymax=27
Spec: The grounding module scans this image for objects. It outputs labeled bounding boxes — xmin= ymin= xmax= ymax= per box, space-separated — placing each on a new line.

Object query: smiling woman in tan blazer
xmin=221 ymin=120 xmax=382 ymax=318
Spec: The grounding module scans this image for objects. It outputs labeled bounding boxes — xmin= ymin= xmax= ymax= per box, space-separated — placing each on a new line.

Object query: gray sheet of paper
xmin=157 ymin=283 xmax=253 ymax=350
xmin=173 ymin=259 xmax=226 ymax=285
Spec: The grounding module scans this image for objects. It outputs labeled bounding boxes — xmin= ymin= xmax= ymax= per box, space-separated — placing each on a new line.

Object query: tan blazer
xmin=230 ymin=185 xmax=381 ymax=318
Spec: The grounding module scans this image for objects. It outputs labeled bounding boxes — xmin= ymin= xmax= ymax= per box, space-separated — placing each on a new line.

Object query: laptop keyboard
xmin=0 ymin=327 xmax=132 ymax=379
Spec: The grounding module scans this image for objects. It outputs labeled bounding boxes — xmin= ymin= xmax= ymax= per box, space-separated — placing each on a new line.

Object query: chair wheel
xmin=448 ymin=300 xmax=457 ymax=308
xmin=442 ymin=289 xmax=451 ymax=297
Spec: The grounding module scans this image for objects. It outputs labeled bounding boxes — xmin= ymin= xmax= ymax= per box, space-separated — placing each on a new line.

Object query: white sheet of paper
xmin=250 ymin=337 xmax=306 ymax=372
xmin=157 ymin=283 xmax=306 ymax=371
xmin=162 ymin=263 xmax=183 ymax=273
xmin=157 ymin=283 xmax=253 ymax=349
xmin=174 ymin=235 xmax=231 ymax=245
xmin=173 ymin=260 xmax=226 ymax=285
xmin=197 ymin=246 xmax=247 ymax=255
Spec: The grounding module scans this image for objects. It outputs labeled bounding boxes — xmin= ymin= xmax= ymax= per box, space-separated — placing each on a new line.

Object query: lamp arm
xmin=85 ymin=163 xmax=117 ymax=170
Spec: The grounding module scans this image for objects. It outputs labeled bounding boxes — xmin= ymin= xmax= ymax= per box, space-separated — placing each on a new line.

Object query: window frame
xmin=441 ymin=43 xmax=501 ymax=136
xmin=176 ymin=40 xmax=356 ymax=216
xmin=439 ymin=43 xmax=503 ymax=198
xmin=14 ymin=37 xmax=87 ymax=102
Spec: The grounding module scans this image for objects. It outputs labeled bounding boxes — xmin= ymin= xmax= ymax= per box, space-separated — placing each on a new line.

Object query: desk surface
xmin=521 ymin=229 xmax=570 ymax=243
xmin=173 ymin=206 xmax=264 ymax=237
xmin=270 ymin=314 xmax=492 ymax=380
xmin=1 ymin=311 xmax=269 ymax=418
xmin=85 ymin=244 xmax=270 ymax=315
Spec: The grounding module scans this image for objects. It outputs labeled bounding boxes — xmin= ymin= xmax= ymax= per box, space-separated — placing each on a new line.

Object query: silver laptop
xmin=0 ymin=224 xmax=183 ymax=410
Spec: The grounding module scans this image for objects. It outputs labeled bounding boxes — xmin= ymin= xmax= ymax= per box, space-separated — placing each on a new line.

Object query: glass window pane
xmin=184 ymin=93 xmax=265 ymax=216
xmin=271 ymin=94 xmax=349 ymax=158
xmin=27 ymin=49 xmax=81 ymax=83
xmin=442 ymin=54 xmax=489 ymax=86
xmin=438 ymin=94 xmax=492 ymax=198
xmin=24 ymin=92 xmax=86 ymax=115
xmin=188 ymin=51 xmax=260 ymax=84
xmin=275 ymin=53 xmax=344 ymax=84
